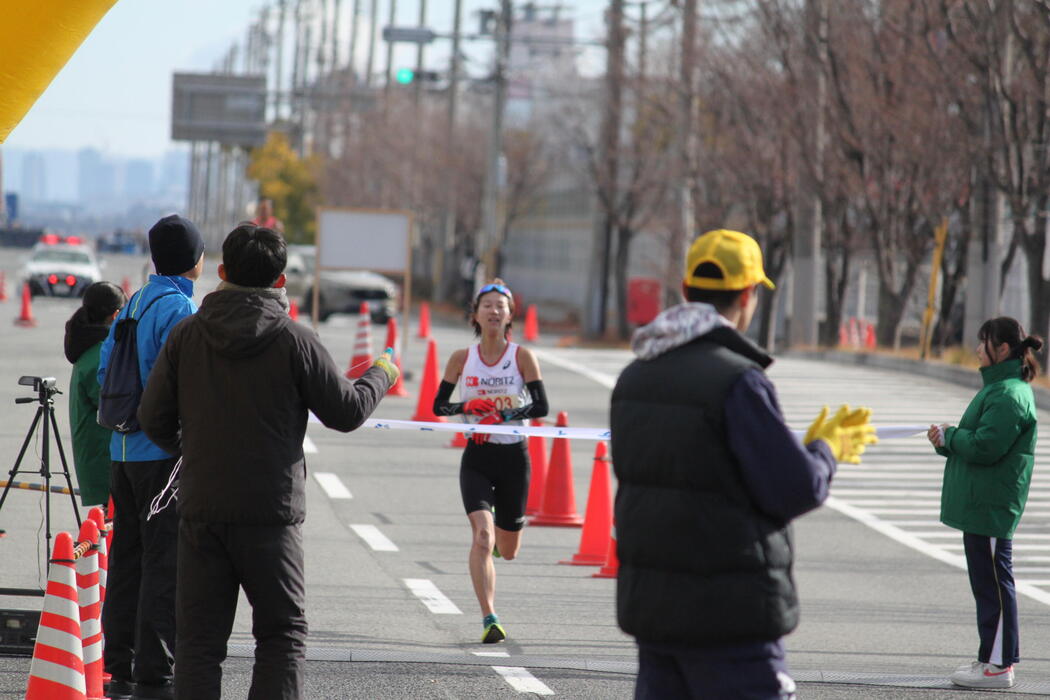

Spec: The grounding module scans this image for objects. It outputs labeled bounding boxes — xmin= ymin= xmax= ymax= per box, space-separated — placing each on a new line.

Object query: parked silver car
xmin=284 ymin=245 xmax=398 ymax=323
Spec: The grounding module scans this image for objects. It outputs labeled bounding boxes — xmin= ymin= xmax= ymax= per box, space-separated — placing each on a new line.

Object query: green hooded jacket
xmin=935 ymin=358 xmax=1038 ymax=539
xmin=69 ymin=343 xmax=111 ymax=506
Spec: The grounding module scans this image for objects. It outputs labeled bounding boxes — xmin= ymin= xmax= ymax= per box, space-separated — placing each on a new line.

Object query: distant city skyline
xmin=2 ymin=0 xmax=609 ymax=160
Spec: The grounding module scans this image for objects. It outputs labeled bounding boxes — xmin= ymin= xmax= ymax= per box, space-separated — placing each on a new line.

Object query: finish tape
xmin=310 ymin=414 xmax=929 ymax=443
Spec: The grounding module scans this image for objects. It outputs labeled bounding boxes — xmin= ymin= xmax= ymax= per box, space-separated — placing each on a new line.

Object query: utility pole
xmin=331 ymin=0 xmax=342 ymax=71
xmin=480 ymin=0 xmax=512 ymax=280
xmin=414 ymin=0 xmax=428 ymax=107
xmin=589 ymin=0 xmax=625 ymax=337
xmin=668 ymin=0 xmax=696 ymax=307
xmin=384 ymin=0 xmax=397 ymax=96
xmin=790 ymin=0 xmax=826 ymax=347
xmin=349 ymin=0 xmax=361 ymax=74
xmin=435 ymin=0 xmax=464 ymax=303
xmin=365 ymin=0 xmax=378 ymax=86
xmin=638 ymin=1 xmax=648 ymax=81
xmin=275 ymin=0 xmax=287 ymax=119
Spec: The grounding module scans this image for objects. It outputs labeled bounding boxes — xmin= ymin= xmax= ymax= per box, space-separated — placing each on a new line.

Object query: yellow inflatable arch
xmin=0 ymin=0 xmax=118 ymax=143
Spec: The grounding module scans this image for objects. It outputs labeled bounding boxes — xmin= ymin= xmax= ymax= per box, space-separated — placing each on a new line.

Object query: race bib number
xmin=488 ymin=394 xmax=522 ymax=411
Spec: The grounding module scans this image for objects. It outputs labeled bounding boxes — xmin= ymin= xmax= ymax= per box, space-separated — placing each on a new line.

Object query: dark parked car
xmin=285 ymin=245 xmax=398 ymax=323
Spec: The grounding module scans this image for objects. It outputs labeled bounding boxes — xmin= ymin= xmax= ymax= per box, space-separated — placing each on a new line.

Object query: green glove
xmin=373 ymin=347 xmax=400 ymax=386
xmin=805 ymin=404 xmax=878 ymax=464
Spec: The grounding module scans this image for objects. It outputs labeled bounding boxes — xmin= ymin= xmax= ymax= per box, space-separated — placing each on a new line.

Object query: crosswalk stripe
xmin=492 ymin=666 xmax=555 ymax=695
xmin=403 ymin=578 xmax=462 ymax=615
xmin=350 ymin=524 xmax=398 ymax=552
xmin=313 ymin=472 xmax=352 ymax=499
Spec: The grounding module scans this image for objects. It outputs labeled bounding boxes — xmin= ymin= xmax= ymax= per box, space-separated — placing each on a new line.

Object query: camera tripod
xmin=0 ymin=376 xmax=81 ymax=559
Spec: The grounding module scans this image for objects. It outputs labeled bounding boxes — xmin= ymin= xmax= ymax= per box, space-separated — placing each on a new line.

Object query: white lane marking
xmin=350 ymin=524 xmax=399 ymax=551
xmin=313 ymin=472 xmax=352 ymax=499
xmin=303 ymin=436 xmax=318 ymax=454
xmin=492 ymin=666 xmax=555 ymax=695
xmin=404 ymin=579 xmax=462 ymax=614
xmin=826 ymin=496 xmax=1050 ymax=606
xmin=473 ymin=651 xmax=510 ymax=657
xmin=532 ymin=348 xmax=617 ymax=389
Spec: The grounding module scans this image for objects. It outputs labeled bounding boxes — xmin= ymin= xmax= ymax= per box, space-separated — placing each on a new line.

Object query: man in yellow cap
xmin=610 ymin=229 xmax=876 ymax=699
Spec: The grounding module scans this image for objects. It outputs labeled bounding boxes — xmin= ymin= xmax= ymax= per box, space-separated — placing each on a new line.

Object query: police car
xmin=22 ymin=238 xmax=103 ymax=298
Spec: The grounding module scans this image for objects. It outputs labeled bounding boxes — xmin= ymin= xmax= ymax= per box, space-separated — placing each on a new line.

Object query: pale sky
xmin=3 ymin=0 xmax=611 ymax=159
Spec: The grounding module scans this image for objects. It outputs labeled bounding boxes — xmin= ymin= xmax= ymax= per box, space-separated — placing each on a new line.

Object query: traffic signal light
xmin=396 ymin=68 xmax=415 ymax=84
xmin=394 ymin=68 xmax=441 ymax=86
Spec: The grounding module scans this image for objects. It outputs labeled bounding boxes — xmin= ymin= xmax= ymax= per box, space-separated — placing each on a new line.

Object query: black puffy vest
xmin=610 ymin=326 xmax=798 ymax=646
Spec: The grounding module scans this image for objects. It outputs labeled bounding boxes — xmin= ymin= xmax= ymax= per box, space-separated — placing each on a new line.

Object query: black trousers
xmin=964 ymin=533 xmax=1019 ymax=667
xmin=102 ymin=458 xmax=179 ymax=685
xmin=175 ymin=520 xmax=307 ymax=700
xmin=635 ymin=639 xmax=795 ymax=700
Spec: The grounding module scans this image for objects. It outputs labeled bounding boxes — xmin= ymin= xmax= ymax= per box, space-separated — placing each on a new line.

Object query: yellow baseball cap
xmin=683 ymin=229 xmax=776 ymax=291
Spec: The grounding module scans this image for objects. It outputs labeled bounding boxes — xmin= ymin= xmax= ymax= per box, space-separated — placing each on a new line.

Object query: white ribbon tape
xmin=309 ymin=414 xmax=929 ymax=442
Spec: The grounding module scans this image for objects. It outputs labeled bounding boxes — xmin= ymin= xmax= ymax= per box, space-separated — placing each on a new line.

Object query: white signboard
xmin=317 ymin=207 xmax=411 ymax=272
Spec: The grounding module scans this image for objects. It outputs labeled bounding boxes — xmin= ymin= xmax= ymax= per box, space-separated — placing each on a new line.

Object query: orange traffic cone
xmin=592 ymin=522 xmax=619 ymax=578
xmin=525 ymin=418 xmax=548 ymax=516
xmin=411 ymin=338 xmax=446 ymax=422
xmin=524 ymin=304 xmax=539 ymax=342
xmin=529 ymin=412 xmax=584 ymax=526
xmin=25 ymin=531 xmax=87 ymax=700
xmin=0 ymin=270 xmax=8 ymax=301
xmin=87 ymin=508 xmax=108 ymax=606
xmin=75 ymin=520 xmax=103 ymax=700
xmin=104 ymin=497 xmax=114 ymax=558
xmin=560 ymin=442 xmax=613 ymax=565
xmin=289 ymin=299 xmax=300 ymax=321
xmin=865 ymin=322 xmax=877 ymax=349
xmin=14 ymin=283 xmax=37 ymax=327
xmin=417 ymin=302 xmax=431 ymax=338
xmin=346 ymin=303 xmax=374 ymax=379
xmin=449 ymin=431 xmax=469 ymax=448
xmin=838 ymin=323 xmax=847 ymax=347
xmin=384 ymin=318 xmax=409 ymax=397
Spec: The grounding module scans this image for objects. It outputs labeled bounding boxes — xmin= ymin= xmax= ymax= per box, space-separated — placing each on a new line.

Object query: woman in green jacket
xmin=64 ymin=281 xmax=126 ymax=506
xmin=928 ymin=317 xmax=1042 ymax=690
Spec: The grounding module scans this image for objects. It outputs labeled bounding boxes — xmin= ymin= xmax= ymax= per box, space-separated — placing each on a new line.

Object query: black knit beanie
xmin=149 ymin=214 xmax=205 ymax=275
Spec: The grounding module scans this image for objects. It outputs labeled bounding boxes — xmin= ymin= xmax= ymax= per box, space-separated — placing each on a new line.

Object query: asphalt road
xmin=1 ymin=249 xmax=1050 ymax=698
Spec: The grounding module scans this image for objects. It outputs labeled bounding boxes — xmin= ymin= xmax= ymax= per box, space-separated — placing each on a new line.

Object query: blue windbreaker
xmin=98 ymin=275 xmax=197 ymax=462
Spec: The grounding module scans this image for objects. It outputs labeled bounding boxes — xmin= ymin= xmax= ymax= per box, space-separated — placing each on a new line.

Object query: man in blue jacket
xmin=98 ymin=214 xmax=205 ymax=700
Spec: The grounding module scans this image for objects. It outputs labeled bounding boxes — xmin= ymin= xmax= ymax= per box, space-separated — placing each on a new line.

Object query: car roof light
xmin=40 ymin=234 xmax=60 ymax=245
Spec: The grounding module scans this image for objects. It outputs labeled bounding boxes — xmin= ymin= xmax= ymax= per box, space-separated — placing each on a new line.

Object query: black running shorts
xmin=459 ymin=440 xmax=530 ymax=531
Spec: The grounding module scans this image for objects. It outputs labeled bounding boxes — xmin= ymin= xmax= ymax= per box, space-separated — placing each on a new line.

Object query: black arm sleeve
xmin=433 ymin=380 xmax=465 ymax=416
xmin=500 ymin=379 xmax=549 ymax=421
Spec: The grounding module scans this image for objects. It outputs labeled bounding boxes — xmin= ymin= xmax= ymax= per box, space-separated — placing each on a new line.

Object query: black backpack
xmin=97 ymin=290 xmax=179 ymax=434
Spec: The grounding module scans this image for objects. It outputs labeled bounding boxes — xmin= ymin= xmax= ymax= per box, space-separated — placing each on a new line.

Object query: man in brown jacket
xmin=138 ymin=223 xmax=398 ymax=700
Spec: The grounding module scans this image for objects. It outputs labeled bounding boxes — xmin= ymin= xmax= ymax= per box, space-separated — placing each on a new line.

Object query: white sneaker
xmin=949 ymin=660 xmax=1015 ymax=689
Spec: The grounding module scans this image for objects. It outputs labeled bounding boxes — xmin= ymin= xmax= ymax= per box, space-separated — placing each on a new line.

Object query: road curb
xmin=782 ymin=349 xmax=1050 ymax=412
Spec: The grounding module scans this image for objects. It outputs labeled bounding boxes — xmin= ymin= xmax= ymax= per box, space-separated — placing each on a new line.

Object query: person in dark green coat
xmin=928 ymin=317 xmax=1042 ymax=690
xmin=64 ymin=281 xmax=126 ymax=507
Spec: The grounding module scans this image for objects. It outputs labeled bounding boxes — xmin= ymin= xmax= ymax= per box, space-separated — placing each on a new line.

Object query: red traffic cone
xmin=104 ymin=497 xmax=114 ymax=560
xmin=120 ymin=276 xmax=132 ymax=299
xmin=525 ymin=418 xmax=548 ymax=516
xmin=0 ymin=270 xmax=8 ymax=301
xmin=26 ymin=531 xmax=87 ymax=700
xmin=838 ymin=323 xmax=847 ymax=347
xmin=411 ymin=338 xmax=446 ymax=422
xmin=86 ymin=508 xmax=108 ymax=607
xmin=865 ymin=322 xmax=877 ymax=349
xmin=14 ymin=283 xmax=37 ymax=327
xmin=524 ymin=304 xmax=539 ymax=342
xmin=449 ymin=431 xmax=469 ymax=448
xmin=417 ymin=301 xmax=431 ymax=338
xmin=592 ymin=522 xmax=619 ymax=578
xmin=560 ymin=442 xmax=613 ymax=565
xmin=289 ymin=299 xmax=300 ymax=321
xmin=384 ymin=318 xmax=409 ymax=397
xmin=75 ymin=520 xmax=103 ymax=700
xmin=346 ymin=302 xmax=374 ymax=379
xmin=529 ymin=412 xmax=584 ymax=526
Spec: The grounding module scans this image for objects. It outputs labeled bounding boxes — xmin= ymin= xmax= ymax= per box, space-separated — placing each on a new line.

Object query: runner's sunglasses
xmin=476 ymin=283 xmax=512 ymax=298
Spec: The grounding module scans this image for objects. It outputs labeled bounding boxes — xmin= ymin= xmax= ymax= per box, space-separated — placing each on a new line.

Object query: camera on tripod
xmin=16 ymin=376 xmax=59 ymax=405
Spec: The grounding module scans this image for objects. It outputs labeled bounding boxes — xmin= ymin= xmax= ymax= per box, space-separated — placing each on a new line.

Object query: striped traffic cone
xmin=86 ymin=508 xmax=108 ymax=606
xmin=75 ymin=520 xmax=104 ymax=700
xmin=346 ymin=302 xmax=374 ymax=379
xmin=25 ymin=531 xmax=87 ymax=700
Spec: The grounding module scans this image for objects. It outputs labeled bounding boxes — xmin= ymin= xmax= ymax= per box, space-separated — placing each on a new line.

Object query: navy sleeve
xmin=725 ymin=368 xmax=837 ymax=523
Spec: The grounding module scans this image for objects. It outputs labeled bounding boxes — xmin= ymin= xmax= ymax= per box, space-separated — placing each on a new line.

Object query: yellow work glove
xmin=804 ymin=404 xmax=878 ymax=464
xmin=372 ymin=347 xmax=400 ymax=386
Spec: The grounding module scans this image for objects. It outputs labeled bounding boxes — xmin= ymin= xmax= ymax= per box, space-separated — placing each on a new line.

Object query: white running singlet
xmin=459 ymin=342 xmax=528 ymax=445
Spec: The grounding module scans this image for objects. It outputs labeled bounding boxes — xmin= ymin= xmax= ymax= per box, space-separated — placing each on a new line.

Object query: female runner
xmin=433 ymin=279 xmax=549 ymax=643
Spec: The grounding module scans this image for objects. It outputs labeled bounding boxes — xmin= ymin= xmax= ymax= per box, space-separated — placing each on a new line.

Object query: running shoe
xmin=949 ymin=660 xmax=1015 ymax=689
xmin=482 ymin=621 xmax=507 ymax=644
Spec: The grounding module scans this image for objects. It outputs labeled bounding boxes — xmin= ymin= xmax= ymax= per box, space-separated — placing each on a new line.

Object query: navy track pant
xmin=963 ymin=532 xmax=1019 ymax=667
